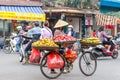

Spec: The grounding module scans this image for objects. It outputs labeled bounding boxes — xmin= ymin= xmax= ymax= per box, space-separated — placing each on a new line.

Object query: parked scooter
xmin=3 ymin=33 xmax=19 ymax=54
xmin=89 ymin=37 xmax=118 ymax=59
xmin=10 ymin=33 xmax=19 ymax=52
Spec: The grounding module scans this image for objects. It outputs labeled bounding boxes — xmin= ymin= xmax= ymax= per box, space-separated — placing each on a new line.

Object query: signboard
xmin=85 ymin=14 xmax=93 ymax=25
xmin=0 ymin=11 xmax=46 ymax=21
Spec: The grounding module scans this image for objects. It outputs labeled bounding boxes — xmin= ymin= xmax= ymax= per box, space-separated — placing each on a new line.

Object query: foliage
xmin=105 ymin=11 xmax=120 ymax=19
xmin=43 ymin=0 xmax=99 ymax=9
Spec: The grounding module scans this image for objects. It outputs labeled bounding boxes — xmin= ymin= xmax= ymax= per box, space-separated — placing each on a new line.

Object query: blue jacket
xmin=65 ymin=30 xmax=76 ymax=38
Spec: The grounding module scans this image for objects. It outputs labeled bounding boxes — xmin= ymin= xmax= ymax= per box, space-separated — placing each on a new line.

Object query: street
xmin=0 ymin=51 xmax=120 ymax=80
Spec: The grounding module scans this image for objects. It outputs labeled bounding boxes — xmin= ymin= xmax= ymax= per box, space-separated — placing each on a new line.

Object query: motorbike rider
xmin=98 ymin=26 xmax=112 ymax=52
xmin=23 ymin=22 xmax=42 ymax=63
xmin=15 ymin=26 xmax=25 ymax=52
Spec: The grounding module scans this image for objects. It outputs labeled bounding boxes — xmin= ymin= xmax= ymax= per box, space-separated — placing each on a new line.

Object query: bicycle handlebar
xmin=22 ymin=35 xmax=32 ymax=39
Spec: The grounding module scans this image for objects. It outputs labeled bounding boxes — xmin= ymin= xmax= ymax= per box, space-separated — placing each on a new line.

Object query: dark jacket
xmin=0 ymin=37 xmax=5 ymax=46
xmin=65 ymin=30 xmax=76 ymax=38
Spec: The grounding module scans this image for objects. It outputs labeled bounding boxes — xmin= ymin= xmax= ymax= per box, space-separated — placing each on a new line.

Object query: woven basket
xmin=80 ymin=42 xmax=100 ymax=47
xmin=32 ymin=46 xmax=59 ymax=51
xmin=55 ymin=41 xmax=76 ymax=48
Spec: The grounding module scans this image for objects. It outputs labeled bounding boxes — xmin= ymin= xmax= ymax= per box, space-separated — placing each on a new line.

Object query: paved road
xmin=0 ymin=51 xmax=120 ymax=80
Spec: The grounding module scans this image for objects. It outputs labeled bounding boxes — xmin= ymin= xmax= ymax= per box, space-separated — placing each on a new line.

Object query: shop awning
xmin=100 ymin=0 xmax=120 ymax=8
xmin=95 ymin=13 xmax=118 ymax=26
xmin=0 ymin=5 xmax=46 ymax=21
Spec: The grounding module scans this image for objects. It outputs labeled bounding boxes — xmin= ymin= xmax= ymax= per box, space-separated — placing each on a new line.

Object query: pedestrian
xmin=52 ymin=19 xmax=69 ymax=73
xmin=93 ymin=30 xmax=97 ymax=37
xmin=65 ymin=25 xmax=76 ymax=38
xmin=41 ymin=20 xmax=53 ymax=39
xmin=0 ymin=36 xmax=5 ymax=50
xmin=54 ymin=19 xmax=68 ymax=36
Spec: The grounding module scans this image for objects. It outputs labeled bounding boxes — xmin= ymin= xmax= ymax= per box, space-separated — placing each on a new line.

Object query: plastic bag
xmin=65 ymin=49 xmax=77 ymax=63
xmin=47 ymin=52 xmax=64 ymax=69
xmin=29 ymin=48 xmax=41 ymax=64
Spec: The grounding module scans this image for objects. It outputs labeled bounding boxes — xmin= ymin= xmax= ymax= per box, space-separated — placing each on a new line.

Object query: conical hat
xmin=54 ymin=19 xmax=68 ymax=28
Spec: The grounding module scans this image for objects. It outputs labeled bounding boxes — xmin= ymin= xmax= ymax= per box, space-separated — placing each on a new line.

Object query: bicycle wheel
xmin=40 ymin=53 xmax=65 ymax=79
xmin=79 ymin=51 xmax=97 ymax=76
xmin=3 ymin=44 xmax=12 ymax=54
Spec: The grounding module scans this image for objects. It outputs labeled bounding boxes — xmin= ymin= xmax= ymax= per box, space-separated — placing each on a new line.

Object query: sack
xmin=29 ymin=48 xmax=41 ymax=64
xmin=47 ymin=52 xmax=64 ymax=69
xmin=65 ymin=49 xmax=77 ymax=63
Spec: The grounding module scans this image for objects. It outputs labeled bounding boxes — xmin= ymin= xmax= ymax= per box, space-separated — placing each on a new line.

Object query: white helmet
xmin=68 ymin=25 xmax=73 ymax=28
xmin=16 ymin=26 xmax=22 ymax=29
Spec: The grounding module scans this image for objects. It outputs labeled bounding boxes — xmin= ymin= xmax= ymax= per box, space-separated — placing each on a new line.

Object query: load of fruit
xmin=32 ymin=38 xmax=59 ymax=47
xmin=80 ymin=37 xmax=100 ymax=45
xmin=53 ymin=34 xmax=76 ymax=42
xmin=65 ymin=49 xmax=77 ymax=63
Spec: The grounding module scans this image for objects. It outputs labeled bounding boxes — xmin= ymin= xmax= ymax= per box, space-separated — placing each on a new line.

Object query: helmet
xmin=34 ymin=22 xmax=39 ymax=27
xmin=26 ymin=26 xmax=32 ymax=30
xmin=68 ymin=25 xmax=73 ymax=28
xmin=16 ymin=26 xmax=22 ymax=29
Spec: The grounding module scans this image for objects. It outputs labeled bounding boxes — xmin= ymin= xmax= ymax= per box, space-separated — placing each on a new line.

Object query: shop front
xmin=95 ymin=13 xmax=118 ymax=36
xmin=44 ymin=8 xmax=86 ymax=38
xmin=0 ymin=5 xmax=45 ymax=37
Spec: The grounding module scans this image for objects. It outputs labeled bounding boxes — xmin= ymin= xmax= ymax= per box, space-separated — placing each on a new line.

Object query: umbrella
xmin=54 ymin=19 xmax=69 ymax=28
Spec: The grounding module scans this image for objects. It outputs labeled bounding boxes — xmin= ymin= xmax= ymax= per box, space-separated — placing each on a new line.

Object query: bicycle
xmin=40 ymin=49 xmax=66 ymax=79
xmin=74 ymin=39 xmax=97 ymax=76
xmin=79 ymin=47 xmax=97 ymax=76
xmin=40 ymin=41 xmax=97 ymax=79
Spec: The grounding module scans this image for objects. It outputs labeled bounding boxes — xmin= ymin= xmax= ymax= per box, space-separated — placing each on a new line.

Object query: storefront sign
xmin=85 ymin=14 xmax=93 ymax=25
xmin=0 ymin=11 xmax=46 ymax=21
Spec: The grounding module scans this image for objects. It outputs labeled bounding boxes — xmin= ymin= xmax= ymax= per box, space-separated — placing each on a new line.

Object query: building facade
xmin=42 ymin=0 xmax=99 ymax=38
xmin=0 ymin=0 xmax=44 ymax=37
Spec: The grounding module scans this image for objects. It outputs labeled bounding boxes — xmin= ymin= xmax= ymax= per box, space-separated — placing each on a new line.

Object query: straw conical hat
xmin=54 ymin=19 xmax=69 ymax=28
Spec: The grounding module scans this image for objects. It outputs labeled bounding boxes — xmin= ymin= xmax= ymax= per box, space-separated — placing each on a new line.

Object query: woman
xmin=41 ymin=20 xmax=53 ymax=39
xmin=54 ymin=19 xmax=68 ymax=36
xmin=54 ymin=27 xmax=64 ymax=36
xmin=98 ymin=26 xmax=112 ymax=52
xmin=65 ymin=25 xmax=76 ymax=38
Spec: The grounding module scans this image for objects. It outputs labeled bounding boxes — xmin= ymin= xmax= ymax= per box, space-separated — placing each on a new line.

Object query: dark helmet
xmin=34 ymin=22 xmax=39 ymax=27
xmin=98 ymin=26 xmax=104 ymax=32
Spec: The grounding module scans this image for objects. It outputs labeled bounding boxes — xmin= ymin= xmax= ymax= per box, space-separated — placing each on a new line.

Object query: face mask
xmin=68 ymin=28 xmax=72 ymax=31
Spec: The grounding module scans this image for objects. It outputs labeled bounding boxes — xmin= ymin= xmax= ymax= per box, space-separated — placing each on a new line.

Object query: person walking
xmin=93 ymin=30 xmax=97 ymax=37
xmin=0 ymin=36 xmax=5 ymax=50
xmin=65 ymin=25 xmax=76 ymax=38
xmin=54 ymin=19 xmax=68 ymax=36
xmin=41 ymin=20 xmax=53 ymax=39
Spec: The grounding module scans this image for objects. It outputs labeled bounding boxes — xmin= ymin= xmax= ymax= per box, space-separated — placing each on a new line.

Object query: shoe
xmin=24 ymin=54 xmax=29 ymax=61
xmin=62 ymin=69 xmax=68 ymax=74
xmin=50 ymin=70 xmax=57 ymax=74
xmin=21 ymin=61 xmax=29 ymax=65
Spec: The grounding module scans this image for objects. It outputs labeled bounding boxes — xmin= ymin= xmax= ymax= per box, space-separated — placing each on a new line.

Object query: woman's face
xmin=59 ymin=27 xmax=63 ymax=30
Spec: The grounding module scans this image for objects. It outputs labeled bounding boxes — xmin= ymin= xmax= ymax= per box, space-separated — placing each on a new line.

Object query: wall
xmin=66 ymin=17 xmax=81 ymax=38
xmin=66 ymin=17 xmax=80 ymax=32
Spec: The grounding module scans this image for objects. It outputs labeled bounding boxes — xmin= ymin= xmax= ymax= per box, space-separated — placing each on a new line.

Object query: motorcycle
xmin=3 ymin=33 xmax=19 ymax=54
xmin=10 ymin=33 xmax=19 ymax=52
xmin=89 ymin=38 xmax=118 ymax=59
